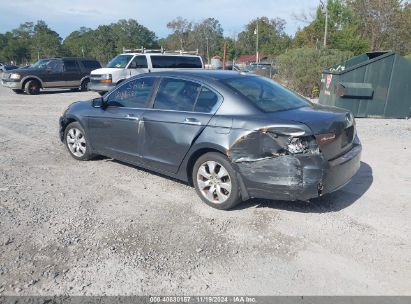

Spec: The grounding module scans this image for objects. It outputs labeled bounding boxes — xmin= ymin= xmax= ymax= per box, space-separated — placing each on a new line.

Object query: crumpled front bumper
xmin=235 ymin=137 xmax=362 ymax=201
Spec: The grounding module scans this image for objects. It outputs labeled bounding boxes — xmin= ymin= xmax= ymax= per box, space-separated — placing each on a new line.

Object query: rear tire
xmin=64 ymin=121 xmax=93 ymax=161
xmin=12 ymin=89 xmax=24 ymax=94
xmin=192 ymin=152 xmax=241 ymax=210
xmin=80 ymin=78 xmax=90 ymax=91
xmin=24 ymin=79 xmax=40 ymax=95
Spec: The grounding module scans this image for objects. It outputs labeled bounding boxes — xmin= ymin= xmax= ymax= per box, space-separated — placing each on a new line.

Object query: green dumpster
xmin=319 ymin=51 xmax=411 ymax=118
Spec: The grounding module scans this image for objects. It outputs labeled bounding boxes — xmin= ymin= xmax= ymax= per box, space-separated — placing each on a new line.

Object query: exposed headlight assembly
xmin=10 ymin=73 xmax=21 ymax=80
xmin=287 ymin=137 xmax=309 ymax=154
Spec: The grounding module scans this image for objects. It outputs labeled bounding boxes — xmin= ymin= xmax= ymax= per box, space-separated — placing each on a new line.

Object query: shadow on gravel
xmin=39 ymin=89 xmax=80 ymax=95
xmin=97 ymin=156 xmax=373 ymax=213
xmin=234 ymin=161 xmax=373 ymax=213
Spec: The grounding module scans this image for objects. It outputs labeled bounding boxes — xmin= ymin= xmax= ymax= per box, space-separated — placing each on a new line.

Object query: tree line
xmin=1 ymin=0 xmax=410 ymax=97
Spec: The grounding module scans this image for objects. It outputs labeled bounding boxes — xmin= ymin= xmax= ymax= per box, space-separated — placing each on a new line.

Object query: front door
xmin=88 ymin=76 xmax=157 ymax=164
xmin=42 ymin=59 xmax=64 ymax=87
xmin=141 ymin=77 xmax=222 ymax=174
xmin=127 ymin=55 xmax=149 ymax=78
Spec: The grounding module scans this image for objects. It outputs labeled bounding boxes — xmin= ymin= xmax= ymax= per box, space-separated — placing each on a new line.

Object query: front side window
xmin=106 ymin=55 xmax=133 ymax=68
xmin=31 ymin=59 xmax=51 ymax=69
xmin=223 ymin=76 xmax=311 ymax=112
xmin=107 ymin=77 xmax=155 ymax=108
xmin=128 ymin=56 xmax=148 ymax=69
xmin=47 ymin=60 xmax=64 ymax=72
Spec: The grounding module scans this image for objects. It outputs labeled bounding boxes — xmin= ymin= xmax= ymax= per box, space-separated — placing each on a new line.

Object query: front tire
xmin=64 ymin=121 xmax=93 ymax=161
xmin=24 ymin=79 xmax=40 ymax=95
xmin=192 ymin=152 xmax=241 ymax=210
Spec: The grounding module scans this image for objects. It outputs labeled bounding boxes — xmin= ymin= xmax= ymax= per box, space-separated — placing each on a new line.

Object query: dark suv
xmin=1 ymin=57 xmax=101 ymax=95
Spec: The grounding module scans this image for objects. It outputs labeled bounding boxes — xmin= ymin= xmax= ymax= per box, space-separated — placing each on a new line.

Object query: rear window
xmin=151 ymin=56 xmax=202 ymax=68
xmin=81 ymin=60 xmax=101 ymax=70
xmin=63 ymin=60 xmax=80 ymax=72
xmin=223 ymin=76 xmax=310 ymax=112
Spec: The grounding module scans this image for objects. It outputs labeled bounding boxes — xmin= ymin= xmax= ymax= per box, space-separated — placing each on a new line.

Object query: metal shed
xmin=319 ymin=51 xmax=411 ymax=118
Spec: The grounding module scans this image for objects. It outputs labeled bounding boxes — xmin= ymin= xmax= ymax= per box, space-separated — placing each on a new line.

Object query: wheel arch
xmin=184 ymin=144 xmax=250 ymax=201
xmin=80 ymin=75 xmax=90 ymax=84
xmin=60 ymin=115 xmax=87 ymax=140
xmin=184 ymin=145 xmax=229 ymax=186
xmin=21 ymin=76 xmax=44 ymax=89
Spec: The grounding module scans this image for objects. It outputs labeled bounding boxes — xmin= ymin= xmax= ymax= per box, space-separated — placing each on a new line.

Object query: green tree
xmin=348 ymin=0 xmax=411 ymax=54
xmin=62 ymin=27 xmax=93 ymax=57
xmin=31 ymin=20 xmax=62 ymax=59
xmin=293 ymin=0 xmax=368 ymax=55
xmin=166 ymin=17 xmax=192 ymax=50
xmin=190 ymin=18 xmax=224 ymax=63
xmin=111 ymin=19 xmax=158 ymax=52
xmin=237 ymin=17 xmax=291 ymax=56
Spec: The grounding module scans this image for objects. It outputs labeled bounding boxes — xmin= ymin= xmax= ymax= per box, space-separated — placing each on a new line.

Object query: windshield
xmin=106 ymin=55 xmax=133 ymax=68
xmin=223 ymin=76 xmax=311 ymax=112
xmin=31 ymin=59 xmax=51 ymax=69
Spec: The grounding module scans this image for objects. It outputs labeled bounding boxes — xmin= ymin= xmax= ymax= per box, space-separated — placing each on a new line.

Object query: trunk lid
xmin=268 ymin=104 xmax=356 ymax=160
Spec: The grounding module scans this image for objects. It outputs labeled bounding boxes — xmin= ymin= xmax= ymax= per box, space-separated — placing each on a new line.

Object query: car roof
xmin=142 ymin=69 xmax=256 ymax=81
xmin=39 ymin=57 xmax=98 ymax=61
xmin=119 ymin=53 xmax=201 ymax=58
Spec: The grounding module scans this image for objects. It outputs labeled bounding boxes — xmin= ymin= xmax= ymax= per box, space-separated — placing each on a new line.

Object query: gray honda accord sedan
xmin=59 ymin=70 xmax=361 ymax=210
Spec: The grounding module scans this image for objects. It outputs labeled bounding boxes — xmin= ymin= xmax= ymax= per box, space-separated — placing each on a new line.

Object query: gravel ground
xmin=0 ymin=85 xmax=410 ymax=296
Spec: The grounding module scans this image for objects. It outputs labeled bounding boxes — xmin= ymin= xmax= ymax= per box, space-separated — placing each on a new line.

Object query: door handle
xmin=183 ymin=118 xmax=201 ymax=125
xmin=125 ymin=114 xmax=139 ymax=121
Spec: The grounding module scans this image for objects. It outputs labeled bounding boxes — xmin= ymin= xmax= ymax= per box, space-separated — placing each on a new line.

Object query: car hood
xmin=3 ymin=67 xmax=35 ymax=75
xmin=90 ymin=67 xmax=123 ymax=75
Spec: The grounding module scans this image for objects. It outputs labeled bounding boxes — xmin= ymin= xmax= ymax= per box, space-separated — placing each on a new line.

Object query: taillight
xmin=315 ymin=133 xmax=336 ymax=146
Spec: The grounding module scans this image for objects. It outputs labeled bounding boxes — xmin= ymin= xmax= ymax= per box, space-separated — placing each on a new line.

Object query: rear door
xmin=141 ymin=77 xmax=222 ymax=174
xmin=88 ymin=76 xmax=157 ymax=163
xmin=63 ymin=59 xmax=82 ymax=87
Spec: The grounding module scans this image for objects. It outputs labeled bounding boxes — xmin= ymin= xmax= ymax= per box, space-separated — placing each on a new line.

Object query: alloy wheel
xmin=66 ymin=128 xmax=87 ymax=157
xmin=197 ymin=160 xmax=232 ymax=204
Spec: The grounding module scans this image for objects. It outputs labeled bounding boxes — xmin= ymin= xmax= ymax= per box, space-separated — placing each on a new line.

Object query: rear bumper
xmin=88 ymin=80 xmax=115 ymax=93
xmin=236 ymin=137 xmax=362 ymax=201
xmin=1 ymin=79 xmax=21 ymax=89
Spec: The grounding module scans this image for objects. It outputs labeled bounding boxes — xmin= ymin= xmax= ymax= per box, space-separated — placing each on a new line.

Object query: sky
xmin=0 ymin=0 xmax=320 ymax=39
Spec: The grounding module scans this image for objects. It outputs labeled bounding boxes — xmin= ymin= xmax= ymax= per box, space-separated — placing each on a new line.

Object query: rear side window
xmin=154 ymin=78 xmax=201 ymax=111
xmin=129 ymin=56 xmax=148 ymax=68
xmin=154 ymin=78 xmax=220 ymax=113
xmin=151 ymin=56 xmax=202 ymax=68
xmin=194 ymin=87 xmax=220 ymax=113
xmin=64 ymin=60 xmax=80 ymax=72
xmin=81 ymin=60 xmax=101 ymax=70
xmin=107 ymin=77 xmax=156 ymax=108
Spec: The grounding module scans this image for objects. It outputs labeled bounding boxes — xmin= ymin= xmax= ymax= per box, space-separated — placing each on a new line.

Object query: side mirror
xmin=92 ymin=97 xmax=105 ymax=108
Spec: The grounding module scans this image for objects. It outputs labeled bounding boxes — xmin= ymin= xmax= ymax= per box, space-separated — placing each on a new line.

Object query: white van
xmin=88 ymin=50 xmax=204 ymax=94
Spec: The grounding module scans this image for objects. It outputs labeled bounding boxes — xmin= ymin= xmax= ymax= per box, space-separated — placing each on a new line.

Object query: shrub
xmin=276 ymin=48 xmax=353 ymax=98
